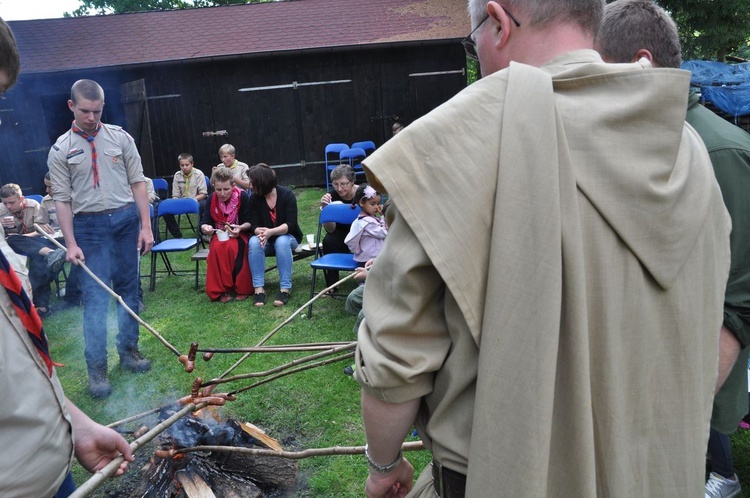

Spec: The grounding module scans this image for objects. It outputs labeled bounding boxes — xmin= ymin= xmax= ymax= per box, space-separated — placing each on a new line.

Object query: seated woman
xmin=199 ymin=167 xmax=253 ymax=303
xmin=247 ymin=163 xmax=303 ymax=307
xmin=319 ymin=164 xmax=358 ymax=289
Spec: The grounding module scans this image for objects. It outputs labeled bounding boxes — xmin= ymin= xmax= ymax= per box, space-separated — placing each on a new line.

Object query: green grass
xmin=45 ymin=187 xmax=432 ymax=497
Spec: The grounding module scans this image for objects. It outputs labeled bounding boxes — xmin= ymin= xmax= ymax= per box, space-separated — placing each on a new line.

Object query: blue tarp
xmin=681 ymin=60 xmax=750 ymax=116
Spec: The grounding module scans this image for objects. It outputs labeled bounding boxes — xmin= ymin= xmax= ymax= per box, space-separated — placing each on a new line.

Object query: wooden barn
xmin=2 ymin=0 xmax=469 ymax=194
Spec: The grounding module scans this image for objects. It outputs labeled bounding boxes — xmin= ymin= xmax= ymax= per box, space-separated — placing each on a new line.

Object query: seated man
xmin=0 ymin=183 xmax=66 ymax=317
xmin=41 ymin=173 xmax=82 ymax=309
xmin=163 ymin=153 xmax=208 ymax=239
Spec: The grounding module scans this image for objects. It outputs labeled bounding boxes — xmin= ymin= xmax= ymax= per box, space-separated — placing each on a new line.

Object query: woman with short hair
xmin=247 ymin=163 xmax=302 ymax=307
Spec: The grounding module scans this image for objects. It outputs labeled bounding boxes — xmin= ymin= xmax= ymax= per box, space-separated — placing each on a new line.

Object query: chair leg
xmin=150 ymin=252 xmax=156 ymax=291
xmin=308 ymin=268 xmax=317 ymax=317
xmin=194 ymin=260 xmax=199 ymax=290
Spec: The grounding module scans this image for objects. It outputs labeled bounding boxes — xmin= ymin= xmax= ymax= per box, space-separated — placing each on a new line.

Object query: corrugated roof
xmin=8 ymin=0 xmax=470 ymax=74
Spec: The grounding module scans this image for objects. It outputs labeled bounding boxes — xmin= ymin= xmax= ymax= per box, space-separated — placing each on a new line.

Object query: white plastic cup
xmin=306 ymin=234 xmax=315 ymax=248
xmin=216 ymin=230 xmax=230 ymax=242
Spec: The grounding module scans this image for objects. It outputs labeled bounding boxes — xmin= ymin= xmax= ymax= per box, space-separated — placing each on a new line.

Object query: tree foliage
xmin=656 ymin=0 xmax=750 ymax=61
xmin=66 ymin=0 xmax=267 ymax=17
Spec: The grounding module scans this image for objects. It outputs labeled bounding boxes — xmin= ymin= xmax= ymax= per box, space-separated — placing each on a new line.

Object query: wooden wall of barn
xmin=0 ymin=42 xmax=467 ymax=195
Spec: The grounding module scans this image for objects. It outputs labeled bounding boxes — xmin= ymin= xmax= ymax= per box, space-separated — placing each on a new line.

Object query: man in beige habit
xmin=353 ymin=0 xmax=731 ymax=497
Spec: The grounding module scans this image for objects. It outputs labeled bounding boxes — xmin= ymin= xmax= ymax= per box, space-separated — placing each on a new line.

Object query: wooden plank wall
xmin=0 ymin=42 xmax=467 ymax=194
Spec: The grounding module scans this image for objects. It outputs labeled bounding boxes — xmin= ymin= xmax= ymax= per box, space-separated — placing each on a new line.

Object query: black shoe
xmin=120 ymin=350 xmax=152 ymax=373
xmin=253 ymin=292 xmax=267 ymax=307
xmin=273 ymin=291 xmax=290 ymax=307
xmin=87 ymin=365 xmax=112 ymax=398
xmin=36 ymin=306 xmax=52 ymax=318
xmin=45 ymin=248 xmax=66 ymax=276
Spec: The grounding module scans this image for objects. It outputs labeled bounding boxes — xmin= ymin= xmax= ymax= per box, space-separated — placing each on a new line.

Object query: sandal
xmin=36 ymin=306 xmax=52 ymax=318
xmin=273 ymin=291 xmax=290 ymax=307
xmin=218 ymin=293 xmax=232 ymax=303
xmin=253 ymin=292 xmax=267 ymax=307
xmin=235 ymin=294 xmax=249 ymax=302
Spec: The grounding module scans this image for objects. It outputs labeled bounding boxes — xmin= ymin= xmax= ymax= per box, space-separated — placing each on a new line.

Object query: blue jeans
xmin=74 ymin=204 xmax=141 ymax=367
xmin=53 ymin=471 xmax=76 ymax=497
xmin=248 ymin=234 xmax=298 ymax=289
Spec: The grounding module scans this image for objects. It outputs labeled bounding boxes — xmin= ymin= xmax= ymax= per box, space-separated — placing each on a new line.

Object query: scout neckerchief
xmin=17 ymin=199 xmax=26 ymax=234
xmin=71 ymin=121 xmax=103 ymax=189
xmin=0 ymin=250 xmax=61 ymax=376
xmin=184 ymin=171 xmax=192 ymax=197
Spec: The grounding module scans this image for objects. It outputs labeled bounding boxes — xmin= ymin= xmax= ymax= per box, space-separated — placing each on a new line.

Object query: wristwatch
xmin=365 ymin=444 xmax=403 ymax=473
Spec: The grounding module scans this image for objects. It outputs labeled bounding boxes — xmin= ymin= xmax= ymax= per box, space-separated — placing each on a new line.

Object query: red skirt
xmin=205 ymin=233 xmax=254 ymax=300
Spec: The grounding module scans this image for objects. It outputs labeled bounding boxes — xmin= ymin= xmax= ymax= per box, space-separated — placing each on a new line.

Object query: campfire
xmin=131 ymin=406 xmax=296 ymax=497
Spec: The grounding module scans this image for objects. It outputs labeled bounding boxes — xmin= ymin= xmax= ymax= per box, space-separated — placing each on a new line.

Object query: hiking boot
xmin=120 ymin=349 xmax=152 ymax=373
xmin=45 ymin=248 xmax=66 ymax=276
xmin=87 ymin=365 xmax=112 ymax=398
xmin=705 ymin=472 xmax=741 ymax=498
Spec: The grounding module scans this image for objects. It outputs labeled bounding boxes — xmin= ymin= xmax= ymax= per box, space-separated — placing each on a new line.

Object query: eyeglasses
xmin=332 ymin=180 xmax=352 ymax=190
xmin=462 ymin=7 xmax=521 ymax=61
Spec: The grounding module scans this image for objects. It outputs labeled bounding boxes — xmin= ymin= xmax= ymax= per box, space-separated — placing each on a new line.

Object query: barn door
xmin=121 ymin=79 xmax=156 ymax=178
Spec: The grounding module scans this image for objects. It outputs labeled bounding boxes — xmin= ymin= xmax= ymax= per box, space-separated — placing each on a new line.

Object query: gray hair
xmin=468 ymin=0 xmax=603 ymax=34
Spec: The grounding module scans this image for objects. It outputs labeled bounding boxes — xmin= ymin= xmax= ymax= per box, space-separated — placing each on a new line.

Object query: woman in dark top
xmin=199 ymin=167 xmax=253 ymax=302
xmin=319 ymin=164 xmax=358 ymax=288
xmin=247 ymin=163 xmax=303 ymax=307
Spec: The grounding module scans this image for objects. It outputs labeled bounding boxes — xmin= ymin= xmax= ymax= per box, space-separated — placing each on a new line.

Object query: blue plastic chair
xmin=151 ymin=178 xmax=169 ymax=199
xmin=149 ymin=198 xmax=200 ymax=291
xmin=351 ymin=141 xmax=376 ymax=155
xmin=339 ymin=147 xmax=367 ymax=180
xmin=325 ymin=143 xmax=349 ymax=191
xmin=308 ymin=203 xmax=361 ymax=316
xmin=26 ymin=194 xmax=44 ymax=204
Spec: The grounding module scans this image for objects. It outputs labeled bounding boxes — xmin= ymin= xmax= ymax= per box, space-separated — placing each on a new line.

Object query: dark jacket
xmin=247 ymin=185 xmax=303 ymax=243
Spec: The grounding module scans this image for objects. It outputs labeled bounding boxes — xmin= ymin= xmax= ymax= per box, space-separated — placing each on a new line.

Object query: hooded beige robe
xmin=355 ymin=51 xmax=731 ymax=497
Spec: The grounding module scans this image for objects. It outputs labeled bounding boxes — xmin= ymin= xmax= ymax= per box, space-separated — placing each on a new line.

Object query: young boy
xmin=164 ymin=153 xmax=208 ymax=238
xmin=214 ymin=144 xmax=250 ymax=190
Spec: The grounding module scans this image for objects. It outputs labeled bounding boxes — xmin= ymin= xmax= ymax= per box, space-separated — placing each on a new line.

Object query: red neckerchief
xmin=71 ymin=121 xmax=103 ymax=189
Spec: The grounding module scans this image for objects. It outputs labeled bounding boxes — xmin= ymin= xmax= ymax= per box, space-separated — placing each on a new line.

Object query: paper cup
xmin=306 ymin=234 xmax=315 ymax=248
xmin=216 ymin=230 xmax=230 ymax=242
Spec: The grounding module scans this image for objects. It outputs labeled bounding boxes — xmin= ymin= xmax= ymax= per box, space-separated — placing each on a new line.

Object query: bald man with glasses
xmin=353 ymin=1 xmax=731 ymax=497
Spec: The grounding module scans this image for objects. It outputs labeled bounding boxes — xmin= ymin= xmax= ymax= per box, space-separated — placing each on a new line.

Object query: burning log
xmin=133 ymin=408 xmax=297 ymax=496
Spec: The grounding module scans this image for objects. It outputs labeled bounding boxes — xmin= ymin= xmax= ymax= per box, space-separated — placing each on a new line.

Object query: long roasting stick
xmin=69 ymin=401 xmax=207 ymax=498
xmin=205 ymin=343 xmax=356 ymax=386
xmin=33 ymin=224 xmax=181 ymax=356
xmin=217 ymin=272 xmax=357 ymax=379
xmin=176 ymin=440 xmax=425 ymax=459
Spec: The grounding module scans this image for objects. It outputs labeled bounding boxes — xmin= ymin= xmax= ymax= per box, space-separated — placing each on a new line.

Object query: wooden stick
xmin=70 ymin=402 xmax=206 ymax=498
xmin=205 ymin=343 xmax=355 ymax=387
xmin=33 ymin=224 xmax=181 ymax=356
xmin=176 ymin=440 xmax=425 ymax=459
xmin=218 ymin=272 xmax=356 ymax=379
xmin=230 ymin=351 xmax=354 ymax=395
xmin=200 ymin=342 xmax=353 ymax=354
xmin=106 ymin=407 xmax=162 ymax=429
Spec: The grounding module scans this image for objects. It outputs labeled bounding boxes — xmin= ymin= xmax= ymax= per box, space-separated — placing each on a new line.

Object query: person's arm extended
xmin=66 ymin=397 xmax=134 ymax=476
xmin=361 ymin=391 xmax=418 ymax=498
xmin=716 ymin=324 xmax=740 ymax=392
xmin=56 ymin=200 xmax=84 ymax=264
xmin=131 ymin=181 xmax=154 ymax=255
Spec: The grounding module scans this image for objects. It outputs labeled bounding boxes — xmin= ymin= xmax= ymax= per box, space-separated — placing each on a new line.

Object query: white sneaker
xmin=705 ymin=472 xmax=741 ymax=498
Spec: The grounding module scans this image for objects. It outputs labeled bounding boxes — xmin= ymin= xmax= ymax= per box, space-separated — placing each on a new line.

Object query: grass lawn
xmin=44 ymin=186 xmax=431 ymax=497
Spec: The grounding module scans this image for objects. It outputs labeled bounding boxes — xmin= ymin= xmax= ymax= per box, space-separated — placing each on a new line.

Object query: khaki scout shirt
xmin=47 ymin=123 xmax=146 ymax=215
xmin=0 ymin=239 xmax=73 ymax=497
xmin=0 ymin=198 xmax=45 ymax=235
xmin=215 ymin=160 xmax=249 ymax=185
xmin=173 ymin=168 xmax=208 ymax=199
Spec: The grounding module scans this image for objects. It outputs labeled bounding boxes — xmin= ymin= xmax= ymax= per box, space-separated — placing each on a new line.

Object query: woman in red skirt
xmin=199 ymin=167 xmax=253 ymax=302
